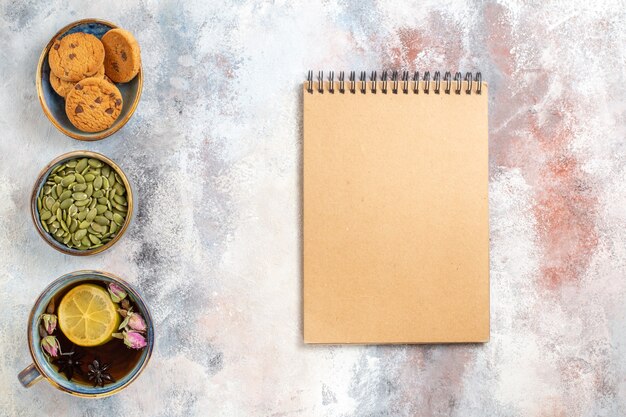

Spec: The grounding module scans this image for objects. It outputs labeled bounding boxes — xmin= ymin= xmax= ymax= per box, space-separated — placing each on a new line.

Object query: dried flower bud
xmin=111 ymin=332 xmax=124 ymax=340
xmin=41 ymin=314 xmax=57 ymax=334
xmin=121 ymin=299 xmax=131 ymax=310
xmin=108 ymin=283 xmax=127 ymax=303
xmin=41 ymin=335 xmax=60 ymax=358
xmin=46 ymin=297 xmax=55 ymax=314
xmin=117 ymin=309 xmax=128 ymax=318
xmin=124 ymin=331 xmax=147 ymax=349
xmin=128 ymin=313 xmax=146 ymax=332
xmin=38 ymin=324 xmax=47 ymax=339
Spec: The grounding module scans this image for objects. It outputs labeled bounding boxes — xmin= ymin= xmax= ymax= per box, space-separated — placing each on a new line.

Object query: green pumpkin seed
xmin=38 ymin=156 xmax=129 ymax=251
xmin=60 ymin=198 xmax=73 ymax=209
xmin=94 ymin=215 xmax=109 ymax=226
xmin=113 ymin=203 xmax=127 ymax=212
xmin=59 ymin=190 xmax=72 ymax=201
xmin=113 ymin=209 xmax=126 ymax=218
xmin=75 ymin=199 xmax=91 ymax=207
xmin=60 ymin=174 xmax=75 ymax=187
xmin=75 ymin=159 xmax=88 ymax=173
xmin=114 ymin=182 xmax=126 ymax=195
xmin=40 ymin=210 xmax=52 ymax=221
xmin=113 ymin=194 xmax=127 ymax=205
xmin=93 ymin=176 xmax=103 ymax=190
xmin=60 ymin=219 xmax=69 ymax=233
xmin=112 ymin=213 xmax=124 ymax=226
xmin=86 ymin=207 xmax=97 ymax=222
xmin=74 ymin=229 xmax=87 ymax=241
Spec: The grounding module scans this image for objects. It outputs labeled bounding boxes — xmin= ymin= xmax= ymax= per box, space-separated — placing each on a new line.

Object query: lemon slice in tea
xmin=58 ymin=283 xmax=121 ymax=347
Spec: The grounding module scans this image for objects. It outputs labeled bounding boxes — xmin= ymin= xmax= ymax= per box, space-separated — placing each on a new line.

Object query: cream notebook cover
xmin=303 ymin=71 xmax=489 ymax=344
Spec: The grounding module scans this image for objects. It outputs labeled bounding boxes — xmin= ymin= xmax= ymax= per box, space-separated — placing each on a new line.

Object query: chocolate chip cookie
xmin=101 ymin=28 xmax=141 ymax=83
xmin=48 ymin=33 xmax=105 ymax=82
xmin=65 ymin=77 xmax=123 ymax=132
xmin=50 ymin=65 xmax=105 ymax=98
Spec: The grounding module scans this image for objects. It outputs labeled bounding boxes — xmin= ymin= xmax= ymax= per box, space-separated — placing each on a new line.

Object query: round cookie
xmin=48 ymin=33 xmax=105 ymax=82
xmin=50 ymin=65 xmax=105 ymax=98
xmin=101 ymin=29 xmax=141 ymax=83
xmin=65 ymin=77 xmax=123 ymax=133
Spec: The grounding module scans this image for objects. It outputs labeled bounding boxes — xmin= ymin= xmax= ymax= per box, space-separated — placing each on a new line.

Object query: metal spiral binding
xmin=307 ymin=70 xmax=482 ymax=95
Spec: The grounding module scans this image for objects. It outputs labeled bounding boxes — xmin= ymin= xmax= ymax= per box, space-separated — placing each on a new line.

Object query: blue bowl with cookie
xmin=36 ymin=19 xmax=143 ymax=141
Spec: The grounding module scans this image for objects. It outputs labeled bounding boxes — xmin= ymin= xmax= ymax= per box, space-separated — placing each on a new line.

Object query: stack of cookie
xmin=48 ymin=28 xmax=141 ymax=133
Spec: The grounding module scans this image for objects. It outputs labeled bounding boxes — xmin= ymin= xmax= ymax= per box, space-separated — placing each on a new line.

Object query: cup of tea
xmin=18 ymin=270 xmax=154 ymax=397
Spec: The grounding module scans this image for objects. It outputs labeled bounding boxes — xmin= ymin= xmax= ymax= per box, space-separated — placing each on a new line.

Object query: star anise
xmin=54 ymin=350 xmax=83 ymax=381
xmin=87 ymin=359 xmax=114 ymax=387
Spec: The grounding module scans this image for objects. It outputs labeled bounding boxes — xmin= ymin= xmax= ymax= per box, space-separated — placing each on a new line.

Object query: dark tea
xmin=38 ymin=279 xmax=148 ymax=387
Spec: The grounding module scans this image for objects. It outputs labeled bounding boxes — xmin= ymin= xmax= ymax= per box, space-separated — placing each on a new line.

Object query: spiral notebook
xmin=303 ymin=71 xmax=489 ymax=344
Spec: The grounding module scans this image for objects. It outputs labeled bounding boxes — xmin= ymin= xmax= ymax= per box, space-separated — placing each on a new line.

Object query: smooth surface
xmin=1 ymin=1 xmax=626 ymax=416
xmin=303 ymin=82 xmax=489 ymax=343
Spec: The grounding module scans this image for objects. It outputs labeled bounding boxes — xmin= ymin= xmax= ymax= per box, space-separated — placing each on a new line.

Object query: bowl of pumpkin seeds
xmin=31 ymin=151 xmax=133 ymax=255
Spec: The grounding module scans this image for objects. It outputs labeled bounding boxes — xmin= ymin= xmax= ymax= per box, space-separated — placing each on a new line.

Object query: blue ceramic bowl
xmin=18 ymin=271 xmax=154 ymax=397
xmin=36 ymin=19 xmax=142 ymax=141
